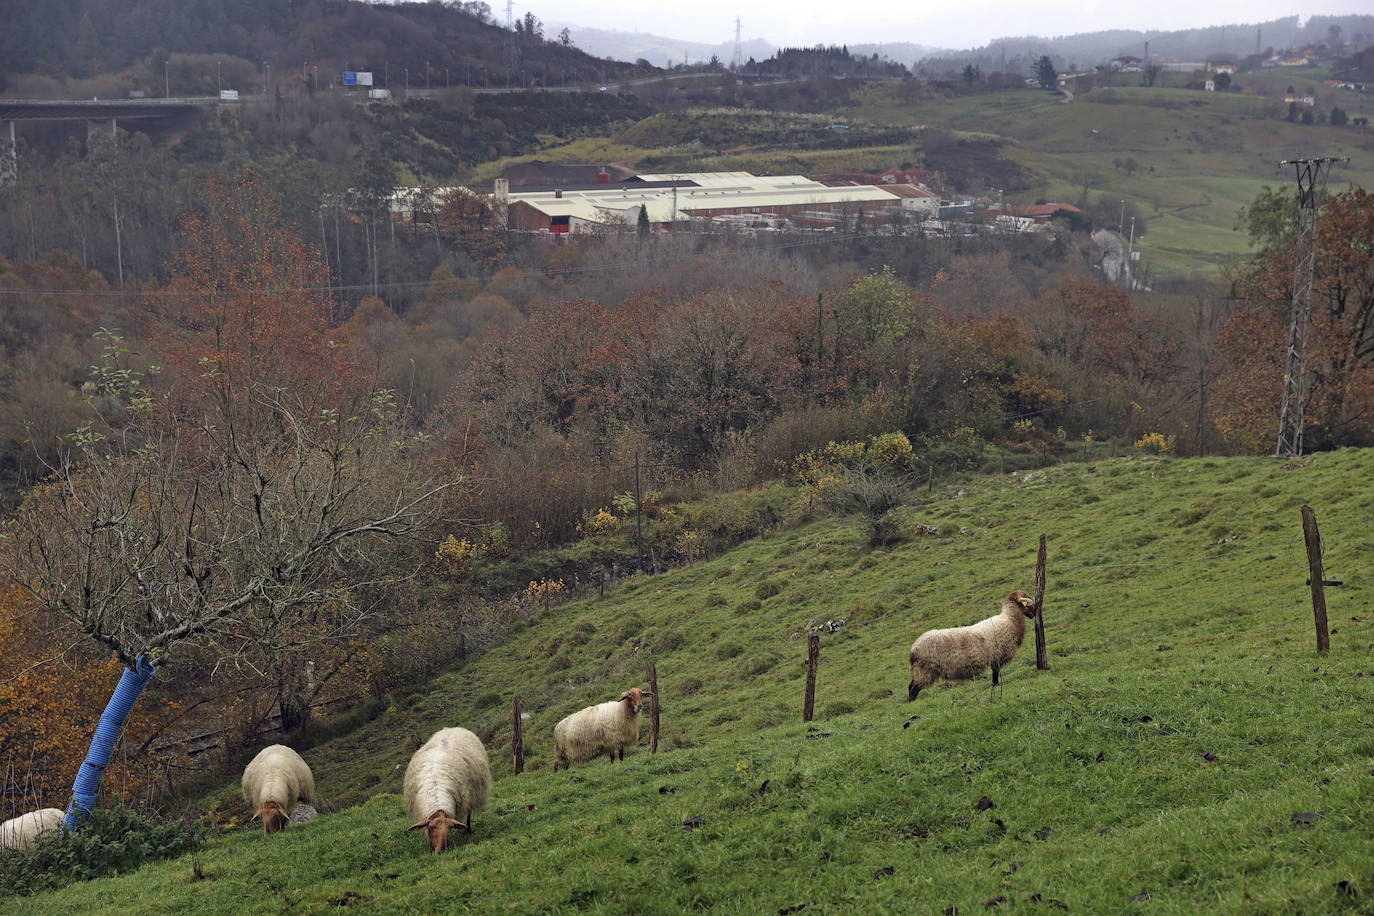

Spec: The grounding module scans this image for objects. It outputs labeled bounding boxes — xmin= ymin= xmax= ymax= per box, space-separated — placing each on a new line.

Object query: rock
xmin=289 ymin=803 xmax=319 ymax=824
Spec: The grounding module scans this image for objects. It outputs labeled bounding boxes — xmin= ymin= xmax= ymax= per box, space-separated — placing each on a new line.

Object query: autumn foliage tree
xmin=1214 ymin=187 xmax=1374 ymax=451
xmin=2 ymin=169 xmax=460 ymax=802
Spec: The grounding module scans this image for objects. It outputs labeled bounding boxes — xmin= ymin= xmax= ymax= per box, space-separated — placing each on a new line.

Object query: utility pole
xmin=733 ymin=16 xmax=742 ymax=71
xmin=165 ymin=60 xmax=170 ymax=98
xmin=1274 ymin=157 xmax=1348 ymax=458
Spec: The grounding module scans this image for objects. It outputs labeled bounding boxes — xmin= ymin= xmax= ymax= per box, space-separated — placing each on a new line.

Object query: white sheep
xmin=0 ymin=808 xmax=64 ymax=851
xmin=241 ymin=744 xmax=315 ymax=834
xmin=552 ymin=687 xmax=650 ymax=770
xmin=403 ymin=727 xmax=492 ymax=853
xmin=907 ymin=590 xmax=1037 ymax=701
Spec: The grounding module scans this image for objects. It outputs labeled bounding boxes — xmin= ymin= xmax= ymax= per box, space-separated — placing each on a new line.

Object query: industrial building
xmin=492 ymin=172 xmax=919 ymax=234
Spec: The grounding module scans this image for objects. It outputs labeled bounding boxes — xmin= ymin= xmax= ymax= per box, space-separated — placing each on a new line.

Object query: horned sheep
xmin=403 ymin=727 xmax=492 ymax=853
xmin=552 ymin=687 xmax=650 ymax=770
xmin=241 ymin=744 xmax=315 ymax=834
xmin=0 ymin=808 xmax=64 ymax=851
xmin=907 ymin=590 xmax=1037 ymax=701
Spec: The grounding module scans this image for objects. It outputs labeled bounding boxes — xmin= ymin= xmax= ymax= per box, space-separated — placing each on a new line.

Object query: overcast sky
xmin=540 ymin=2 xmax=1370 ymax=49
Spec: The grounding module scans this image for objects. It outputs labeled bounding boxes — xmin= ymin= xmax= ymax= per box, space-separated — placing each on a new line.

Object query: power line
xmin=0 ymin=229 xmax=887 ymax=300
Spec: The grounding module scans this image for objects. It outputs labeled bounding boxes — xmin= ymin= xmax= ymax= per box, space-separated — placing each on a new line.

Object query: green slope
xmin=844 ymin=82 xmax=1374 ymax=278
xmin=10 ymin=450 xmax=1374 ymax=914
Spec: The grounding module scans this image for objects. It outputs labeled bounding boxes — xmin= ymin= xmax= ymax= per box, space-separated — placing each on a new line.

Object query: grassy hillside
xmin=845 ymin=81 xmax=1374 ymax=277
xmin=10 ymin=449 xmax=1374 ymax=913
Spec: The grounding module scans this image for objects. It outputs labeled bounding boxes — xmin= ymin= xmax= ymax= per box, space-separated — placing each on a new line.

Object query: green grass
xmin=12 ymin=449 xmax=1374 ymax=913
xmin=845 ymin=79 xmax=1374 ymax=277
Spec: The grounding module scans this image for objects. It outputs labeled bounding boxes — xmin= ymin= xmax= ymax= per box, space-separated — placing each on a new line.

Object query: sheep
xmin=403 ymin=727 xmax=492 ymax=854
xmin=0 ymin=808 xmax=64 ymax=851
xmin=907 ymin=590 xmax=1037 ymax=701
xmin=552 ymin=687 xmax=651 ymax=771
xmin=241 ymin=744 xmax=315 ymax=835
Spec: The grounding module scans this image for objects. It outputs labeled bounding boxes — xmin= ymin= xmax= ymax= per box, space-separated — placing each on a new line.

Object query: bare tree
xmin=4 ymin=356 xmax=456 ymax=675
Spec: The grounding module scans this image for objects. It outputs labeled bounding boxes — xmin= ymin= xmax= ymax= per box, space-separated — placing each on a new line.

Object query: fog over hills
xmin=552 ymin=13 xmax=1373 ymax=70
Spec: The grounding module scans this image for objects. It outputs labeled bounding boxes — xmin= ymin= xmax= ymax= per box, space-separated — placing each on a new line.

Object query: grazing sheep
xmin=552 ymin=687 xmax=651 ymax=770
xmin=403 ymin=727 xmax=492 ymax=854
xmin=0 ymin=808 xmax=64 ymax=851
xmin=907 ymin=590 xmax=1037 ymax=701
xmin=241 ymin=745 xmax=315 ymax=834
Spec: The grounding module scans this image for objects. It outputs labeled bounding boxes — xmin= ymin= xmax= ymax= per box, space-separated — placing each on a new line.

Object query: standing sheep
xmin=552 ymin=687 xmax=650 ymax=770
xmin=241 ymin=745 xmax=314 ymax=834
xmin=907 ymin=590 xmax=1037 ymax=701
xmin=403 ymin=727 xmax=492 ymax=854
xmin=0 ymin=808 xmax=64 ymax=851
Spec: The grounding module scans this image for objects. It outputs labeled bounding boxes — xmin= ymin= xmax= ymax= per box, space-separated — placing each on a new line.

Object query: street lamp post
xmin=164 ymin=60 xmax=170 ymax=98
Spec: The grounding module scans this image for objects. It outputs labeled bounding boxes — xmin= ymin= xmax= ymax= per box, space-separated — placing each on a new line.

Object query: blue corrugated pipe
xmin=64 ymin=655 xmax=157 ymax=829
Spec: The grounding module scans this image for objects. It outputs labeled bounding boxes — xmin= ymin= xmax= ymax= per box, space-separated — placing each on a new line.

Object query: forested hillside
xmin=0 ymin=0 xmax=648 ymax=96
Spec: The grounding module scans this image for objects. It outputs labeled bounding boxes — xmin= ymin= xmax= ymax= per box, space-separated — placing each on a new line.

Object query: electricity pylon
xmin=1274 ymin=157 xmax=1347 ymax=458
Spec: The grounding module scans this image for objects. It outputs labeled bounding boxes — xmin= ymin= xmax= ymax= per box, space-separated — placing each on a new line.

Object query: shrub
xmin=824 ymin=465 xmax=912 ymax=547
xmin=1134 ymin=432 xmax=1175 ymax=455
xmin=0 ymin=803 xmax=203 ymax=898
xmin=755 ymin=579 xmax=783 ymax=600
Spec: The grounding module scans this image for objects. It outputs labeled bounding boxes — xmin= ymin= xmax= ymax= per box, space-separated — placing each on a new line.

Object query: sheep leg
xmin=991 ymin=665 xmax=1000 ymax=687
xmin=618 ymin=747 xmax=625 ymax=762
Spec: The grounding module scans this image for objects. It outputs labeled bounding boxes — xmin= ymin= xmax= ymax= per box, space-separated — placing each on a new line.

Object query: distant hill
xmin=915 ymin=14 xmax=1374 ymax=76
xmin=0 ymin=0 xmax=648 ymax=95
xmin=547 ymin=22 xmax=773 ymax=69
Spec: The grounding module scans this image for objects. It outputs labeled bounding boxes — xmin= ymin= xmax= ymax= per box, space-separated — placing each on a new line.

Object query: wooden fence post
xmin=1033 ymin=534 xmax=1049 ymax=670
xmin=646 ymin=661 xmax=660 ymax=754
xmin=511 ymin=695 xmax=524 ymax=774
xmin=1301 ymin=505 xmax=1330 ymax=653
xmin=803 ymin=632 xmax=820 ymax=722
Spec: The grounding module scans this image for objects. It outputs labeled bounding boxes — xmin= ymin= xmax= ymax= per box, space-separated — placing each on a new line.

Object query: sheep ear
xmin=617 ymin=691 xmax=632 ymax=700
xmin=408 ymin=820 xmax=430 ymax=831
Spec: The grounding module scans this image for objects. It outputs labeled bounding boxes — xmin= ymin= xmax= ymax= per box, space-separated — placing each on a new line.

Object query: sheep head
xmin=1007 ymin=590 xmax=1036 ymax=617
xmin=617 ymin=687 xmax=650 ymax=715
xmin=253 ymin=801 xmax=289 ymax=835
xmin=409 ymin=809 xmax=467 ymax=853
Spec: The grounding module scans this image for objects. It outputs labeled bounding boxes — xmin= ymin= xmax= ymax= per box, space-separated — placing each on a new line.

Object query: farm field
xmin=472 ymin=77 xmax=1374 ymax=277
xmin=846 ymin=80 xmax=1374 ymax=277
xmin=11 ymin=448 xmax=1374 ymax=914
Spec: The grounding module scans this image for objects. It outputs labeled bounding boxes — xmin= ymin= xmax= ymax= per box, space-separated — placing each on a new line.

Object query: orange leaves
xmin=152 ymin=167 xmax=359 ymax=418
xmin=0 ymin=586 xmax=171 ymax=810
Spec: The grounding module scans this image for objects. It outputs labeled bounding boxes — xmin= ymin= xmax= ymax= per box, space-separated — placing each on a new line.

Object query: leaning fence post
xmin=803 ymin=631 xmax=820 ymax=722
xmin=1300 ymin=505 xmax=1330 ymax=653
xmin=646 ymin=661 xmax=660 ymax=754
xmin=511 ymin=695 xmax=524 ymax=774
xmin=1033 ymin=534 xmax=1049 ymax=670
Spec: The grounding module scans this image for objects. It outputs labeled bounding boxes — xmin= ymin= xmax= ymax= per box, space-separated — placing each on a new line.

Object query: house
xmin=1207 ymin=57 xmax=1239 ymax=74
xmin=1283 ymin=94 xmax=1316 ymax=106
xmin=1111 ymin=56 xmax=1142 ymax=73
